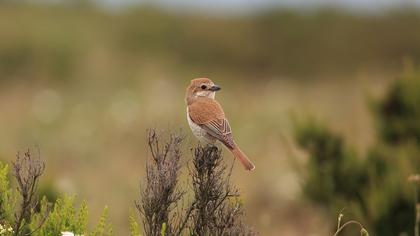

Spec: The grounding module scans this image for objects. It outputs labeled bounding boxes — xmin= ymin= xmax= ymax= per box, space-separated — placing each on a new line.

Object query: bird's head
xmin=186 ymin=78 xmax=221 ymax=103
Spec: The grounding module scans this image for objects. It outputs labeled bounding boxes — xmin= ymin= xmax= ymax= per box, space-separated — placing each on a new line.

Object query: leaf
xmin=129 ymin=209 xmax=141 ymax=236
xmin=161 ymin=223 xmax=166 ymax=236
xmin=360 ymin=228 xmax=369 ymax=236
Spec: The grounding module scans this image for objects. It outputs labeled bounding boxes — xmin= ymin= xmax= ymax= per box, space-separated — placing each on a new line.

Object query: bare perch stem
xmin=137 ymin=129 xmax=184 ymax=236
xmin=12 ymin=148 xmax=48 ymax=236
xmin=408 ymin=174 xmax=420 ymax=236
xmin=333 ymin=220 xmax=365 ymax=236
xmin=415 ymin=183 xmax=419 ymax=236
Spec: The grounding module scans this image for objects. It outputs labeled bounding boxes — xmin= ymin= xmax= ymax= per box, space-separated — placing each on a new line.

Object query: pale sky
xmin=95 ymin=0 xmax=420 ymax=12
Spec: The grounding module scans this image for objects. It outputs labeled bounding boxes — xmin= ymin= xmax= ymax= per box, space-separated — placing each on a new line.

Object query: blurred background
xmin=1 ymin=0 xmax=420 ymax=235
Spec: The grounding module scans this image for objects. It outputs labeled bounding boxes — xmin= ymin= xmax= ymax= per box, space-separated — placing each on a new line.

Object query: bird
xmin=185 ymin=78 xmax=255 ymax=171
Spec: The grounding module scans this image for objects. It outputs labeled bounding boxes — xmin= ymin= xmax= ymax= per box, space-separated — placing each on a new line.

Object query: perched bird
xmin=185 ymin=78 xmax=255 ymax=171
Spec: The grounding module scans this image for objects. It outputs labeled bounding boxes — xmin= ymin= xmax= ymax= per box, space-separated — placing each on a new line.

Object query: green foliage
xmin=374 ymin=72 xmax=420 ymax=144
xmin=30 ymin=197 xmax=112 ymax=236
xmin=30 ymin=196 xmax=87 ymax=235
xmin=89 ymin=207 xmax=113 ymax=236
xmin=0 ymin=158 xmax=113 ymax=236
xmin=295 ymin=120 xmax=368 ymax=206
xmin=76 ymin=201 xmax=88 ymax=233
xmin=160 ymin=223 xmax=166 ymax=236
xmin=360 ymin=228 xmax=369 ymax=236
xmin=0 ymin=162 xmax=17 ymax=235
xmin=129 ymin=210 xmax=141 ymax=236
xmin=0 ymin=163 xmax=14 ymax=223
xmin=295 ymin=71 xmax=420 ymax=235
xmin=37 ymin=183 xmax=60 ymax=205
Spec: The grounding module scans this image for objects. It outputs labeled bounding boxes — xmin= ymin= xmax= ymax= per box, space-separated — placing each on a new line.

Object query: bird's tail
xmin=231 ymin=146 xmax=255 ymax=171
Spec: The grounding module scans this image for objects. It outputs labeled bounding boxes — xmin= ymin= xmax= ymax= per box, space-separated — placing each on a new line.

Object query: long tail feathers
xmin=231 ymin=147 xmax=255 ymax=171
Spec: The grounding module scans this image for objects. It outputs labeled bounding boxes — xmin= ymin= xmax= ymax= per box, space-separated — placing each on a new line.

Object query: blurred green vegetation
xmin=374 ymin=69 xmax=420 ymax=144
xmin=295 ymin=68 xmax=420 ymax=235
xmin=1 ymin=4 xmax=420 ymax=82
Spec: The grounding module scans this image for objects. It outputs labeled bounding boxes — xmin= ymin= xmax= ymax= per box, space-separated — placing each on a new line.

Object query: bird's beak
xmin=209 ymin=85 xmax=221 ymax=91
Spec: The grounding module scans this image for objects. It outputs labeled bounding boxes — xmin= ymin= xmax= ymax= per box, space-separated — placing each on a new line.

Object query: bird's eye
xmin=201 ymin=85 xmax=207 ymax=89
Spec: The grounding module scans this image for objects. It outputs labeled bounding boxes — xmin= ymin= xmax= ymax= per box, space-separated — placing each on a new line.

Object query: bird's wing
xmin=188 ymin=98 xmax=236 ymax=149
xmin=188 ymin=98 xmax=225 ymax=123
xmin=202 ymin=118 xmax=236 ymax=149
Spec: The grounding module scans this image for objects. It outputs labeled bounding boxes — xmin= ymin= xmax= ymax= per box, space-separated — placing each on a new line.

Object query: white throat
xmin=195 ymin=91 xmax=215 ymax=99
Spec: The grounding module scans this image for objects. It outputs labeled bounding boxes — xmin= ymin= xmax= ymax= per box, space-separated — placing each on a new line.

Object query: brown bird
xmin=185 ymin=78 xmax=255 ymax=171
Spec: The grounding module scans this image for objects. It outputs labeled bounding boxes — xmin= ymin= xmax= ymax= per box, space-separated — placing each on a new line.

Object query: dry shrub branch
xmin=136 ymin=130 xmax=184 ymax=236
xmin=136 ymin=130 xmax=255 ymax=236
xmin=12 ymin=148 xmax=49 ymax=236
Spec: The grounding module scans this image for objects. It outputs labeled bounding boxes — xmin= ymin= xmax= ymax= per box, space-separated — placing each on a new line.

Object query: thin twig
xmin=415 ymin=183 xmax=419 ymax=236
xmin=333 ymin=220 xmax=365 ymax=236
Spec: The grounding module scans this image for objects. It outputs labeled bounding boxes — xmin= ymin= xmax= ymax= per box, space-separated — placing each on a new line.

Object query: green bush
xmin=374 ymin=72 xmax=420 ymax=144
xmin=295 ymin=70 xmax=420 ymax=235
xmin=29 ymin=197 xmax=112 ymax=236
xmin=0 ymin=152 xmax=112 ymax=236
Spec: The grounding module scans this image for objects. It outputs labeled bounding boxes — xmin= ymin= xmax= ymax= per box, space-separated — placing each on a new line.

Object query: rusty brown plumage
xmin=188 ymin=98 xmax=225 ymax=124
xmin=186 ymin=78 xmax=255 ymax=171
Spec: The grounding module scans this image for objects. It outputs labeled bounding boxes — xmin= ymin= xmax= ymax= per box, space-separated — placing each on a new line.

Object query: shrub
xmin=134 ymin=129 xmax=255 ymax=236
xmin=0 ymin=149 xmax=112 ymax=236
xmin=189 ymin=146 xmax=254 ymax=236
xmin=0 ymin=130 xmax=254 ymax=236
xmin=135 ymin=130 xmax=183 ymax=236
xmin=295 ymin=70 xmax=420 ymax=235
xmin=0 ymin=132 xmax=254 ymax=236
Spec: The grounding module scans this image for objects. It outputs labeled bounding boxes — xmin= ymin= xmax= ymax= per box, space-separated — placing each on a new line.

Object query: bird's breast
xmin=187 ymin=108 xmax=214 ymax=144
